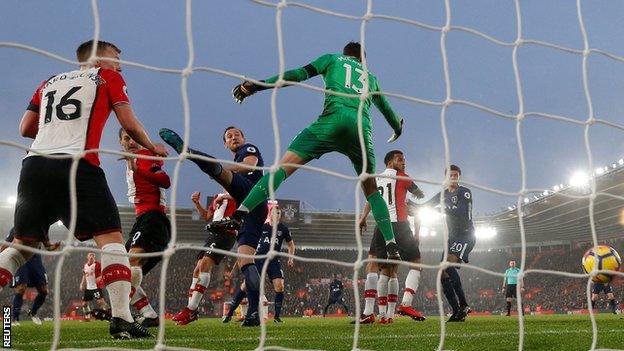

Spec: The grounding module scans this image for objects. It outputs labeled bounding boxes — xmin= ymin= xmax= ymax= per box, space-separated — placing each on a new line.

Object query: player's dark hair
xmin=384 ymin=150 xmax=403 ymax=165
xmin=445 ymin=164 xmax=461 ymax=175
xmin=223 ymin=126 xmax=244 ymax=142
xmin=343 ymin=41 xmax=364 ymax=61
xmin=76 ymin=40 xmax=121 ymax=62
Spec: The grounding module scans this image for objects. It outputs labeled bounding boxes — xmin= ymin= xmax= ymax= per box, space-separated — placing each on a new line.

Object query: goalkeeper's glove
xmin=387 ymin=118 xmax=404 ymax=143
xmin=232 ymin=81 xmax=260 ymax=104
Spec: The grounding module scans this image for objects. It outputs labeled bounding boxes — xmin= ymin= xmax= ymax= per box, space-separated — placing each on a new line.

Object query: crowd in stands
xmin=2 ymin=239 xmax=622 ymax=319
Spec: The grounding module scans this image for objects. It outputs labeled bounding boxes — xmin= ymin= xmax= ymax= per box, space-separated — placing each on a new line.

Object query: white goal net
xmin=2 ymin=1 xmax=624 ymax=350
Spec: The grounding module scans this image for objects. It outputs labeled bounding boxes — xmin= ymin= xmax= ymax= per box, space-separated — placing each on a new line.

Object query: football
xmin=582 ymin=245 xmax=622 ymax=284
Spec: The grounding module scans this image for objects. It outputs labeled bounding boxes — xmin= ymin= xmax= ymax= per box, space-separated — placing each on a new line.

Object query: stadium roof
xmin=484 ymin=166 xmax=624 ymax=246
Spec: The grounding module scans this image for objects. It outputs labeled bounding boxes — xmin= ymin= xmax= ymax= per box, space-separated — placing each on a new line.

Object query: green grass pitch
xmin=11 ymin=314 xmax=624 ymax=350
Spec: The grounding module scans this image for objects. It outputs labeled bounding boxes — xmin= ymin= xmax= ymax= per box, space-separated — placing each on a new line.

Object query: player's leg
xmin=506 ymin=296 xmax=513 ymax=316
xmin=271 ymin=276 xmax=285 ymax=322
xmin=12 ymin=283 xmax=26 ymax=323
xmin=445 ymin=253 xmax=468 ymax=317
xmin=189 ymin=260 xmax=201 ymax=305
xmin=394 ymin=224 xmax=426 ymax=321
xmin=159 ymin=128 xmax=237 ymax=189
xmin=236 ymin=151 xmax=307 ymax=215
xmin=238 ymin=244 xmax=262 ymax=326
xmin=377 ymin=270 xmax=390 ymax=321
xmin=0 ymin=239 xmax=33 ymax=293
xmin=224 ymin=282 xmax=247 ymax=323
xmin=323 ymin=299 xmax=334 ymax=316
xmin=127 ymin=247 xmax=158 ymax=323
xmin=386 ymin=270 xmax=399 ymax=322
xmin=363 ymin=259 xmax=378 ymax=317
xmin=440 ymin=257 xmax=460 ymax=320
xmin=28 ymin=283 xmax=48 ymax=325
xmin=591 ymin=291 xmax=598 ymax=310
xmin=82 ymin=297 xmax=92 ymax=321
xmin=607 ymin=291 xmax=617 ymax=314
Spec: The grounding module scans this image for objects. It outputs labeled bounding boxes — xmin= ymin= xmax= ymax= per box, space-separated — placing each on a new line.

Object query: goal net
xmin=1 ymin=0 xmax=624 ymax=350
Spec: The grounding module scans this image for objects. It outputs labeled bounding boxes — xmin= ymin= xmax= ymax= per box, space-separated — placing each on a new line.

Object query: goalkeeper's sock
xmin=0 ymin=248 xmax=25 ymax=291
xmin=101 ymin=243 xmax=133 ymax=323
xmin=506 ymin=301 xmax=512 ymax=314
xmin=367 ymin=192 xmax=395 ymax=243
xmin=274 ymin=292 xmax=284 ymax=319
xmin=240 ymin=168 xmax=287 ymax=212
xmin=12 ymin=293 xmax=23 ymax=321
xmin=30 ymin=291 xmax=47 ymax=315
xmin=377 ymin=274 xmax=389 ymax=318
xmin=401 ymin=269 xmax=420 ymax=306
xmin=363 ymin=273 xmax=378 ymax=315
xmin=387 ymin=277 xmax=399 ymax=319
xmin=446 ymin=266 xmax=467 ymax=307
xmin=188 ymin=272 xmax=211 ymax=311
xmin=441 ymin=277 xmax=459 ymax=314
xmin=241 ymin=263 xmax=261 ymax=317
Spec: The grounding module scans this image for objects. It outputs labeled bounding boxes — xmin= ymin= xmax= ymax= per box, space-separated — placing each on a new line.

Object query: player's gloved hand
xmin=232 ymin=81 xmax=259 ymax=104
xmin=387 ymin=118 xmax=404 ymax=143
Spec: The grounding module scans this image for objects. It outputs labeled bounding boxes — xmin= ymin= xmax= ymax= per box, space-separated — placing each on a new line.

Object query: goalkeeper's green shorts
xmin=287 ymin=110 xmax=376 ymax=175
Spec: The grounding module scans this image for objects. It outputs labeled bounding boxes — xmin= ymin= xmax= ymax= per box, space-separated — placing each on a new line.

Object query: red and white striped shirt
xmin=376 ymin=168 xmax=414 ymax=223
xmin=126 ymin=149 xmax=170 ymax=216
xmin=26 ymin=67 xmax=129 ymax=167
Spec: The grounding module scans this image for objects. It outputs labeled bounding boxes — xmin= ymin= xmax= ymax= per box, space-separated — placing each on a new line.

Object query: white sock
xmin=129 ymin=266 xmax=158 ymax=318
xmin=377 ymin=274 xmax=389 ymax=318
xmin=387 ymin=277 xmax=399 ymax=319
xmin=363 ymin=273 xmax=378 ymax=315
xmin=189 ymin=277 xmax=198 ymax=305
xmin=401 ymin=269 xmax=420 ymax=306
xmin=261 ymin=294 xmax=269 ymax=320
xmin=189 ymin=272 xmax=210 ymax=310
xmin=101 ymin=243 xmax=133 ymax=322
xmin=0 ymin=248 xmax=26 ymax=291
xmin=241 ymin=299 xmax=248 ymax=317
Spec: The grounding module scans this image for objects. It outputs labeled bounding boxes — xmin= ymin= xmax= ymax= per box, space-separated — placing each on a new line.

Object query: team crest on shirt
xmin=464 ymin=192 xmax=471 ymax=199
xmin=451 ymin=196 xmax=458 ymax=204
xmin=247 ymin=146 xmax=256 ymax=153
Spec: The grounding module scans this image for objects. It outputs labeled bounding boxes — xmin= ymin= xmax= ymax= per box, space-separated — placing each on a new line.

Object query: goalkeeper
xmin=228 ymin=42 xmax=404 ymax=259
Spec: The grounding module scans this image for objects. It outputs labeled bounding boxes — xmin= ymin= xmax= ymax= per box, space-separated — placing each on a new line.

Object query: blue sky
xmin=1 ymin=1 xmax=624 ymax=216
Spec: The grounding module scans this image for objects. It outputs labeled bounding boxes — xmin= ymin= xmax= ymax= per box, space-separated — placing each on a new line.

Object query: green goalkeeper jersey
xmin=263 ymin=53 xmax=402 ymax=132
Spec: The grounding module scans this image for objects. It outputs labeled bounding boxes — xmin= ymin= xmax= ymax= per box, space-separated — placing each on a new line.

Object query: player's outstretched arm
xmin=358 ymin=202 xmax=372 ymax=232
xmin=371 ymin=85 xmax=403 ymax=143
xmin=287 ymin=239 xmax=296 ymax=268
xmin=232 ymin=62 xmax=321 ymax=103
xmin=113 ymin=103 xmax=168 ymax=157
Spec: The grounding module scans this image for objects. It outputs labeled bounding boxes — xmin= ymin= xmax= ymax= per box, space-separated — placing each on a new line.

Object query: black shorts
xmin=83 ymin=288 xmax=104 ymax=301
xmin=197 ymin=230 xmax=237 ymax=265
xmin=506 ymin=284 xmax=517 ymax=298
xmin=369 ymin=221 xmax=420 ymax=262
xmin=227 ymin=173 xmax=267 ymax=249
xmin=125 ymin=210 xmax=171 ymax=275
xmin=14 ymin=156 xmax=121 ymax=242
xmin=592 ymin=283 xmax=613 ymax=295
xmin=447 ymin=236 xmax=476 ymax=263
xmin=256 ymin=258 xmax=284 ymax=280
xmin=11 ymin=255 xmax=47 ymax=288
